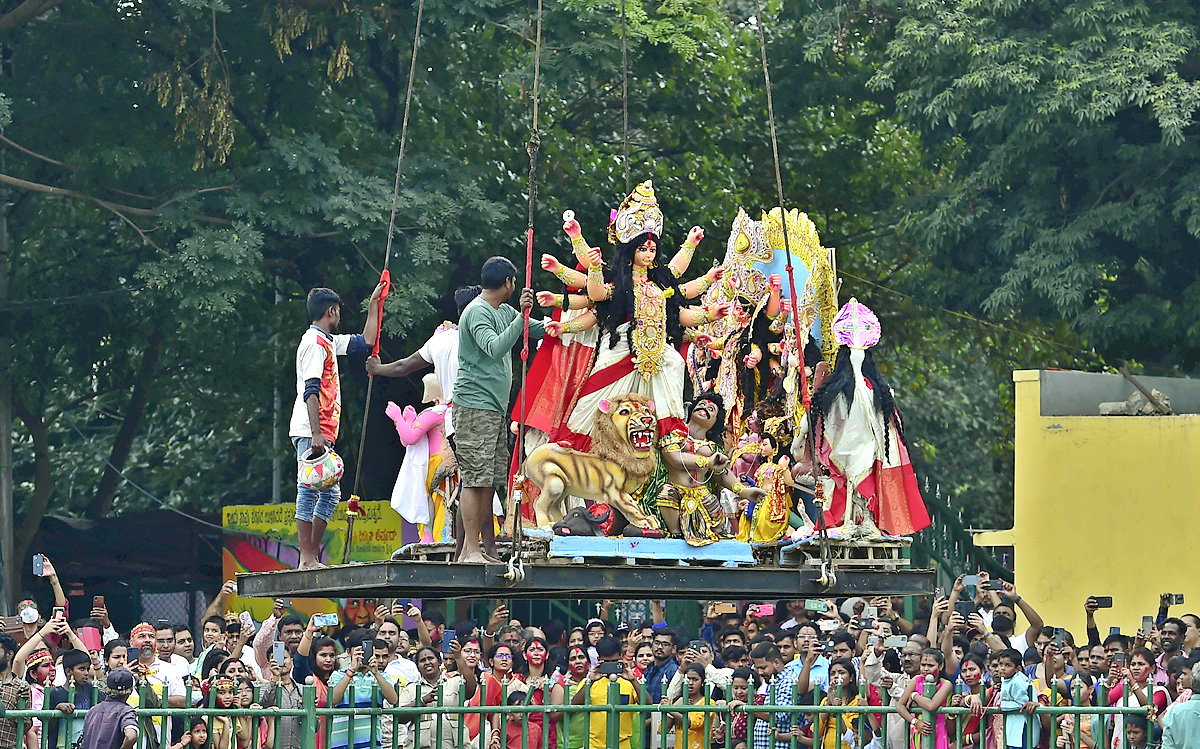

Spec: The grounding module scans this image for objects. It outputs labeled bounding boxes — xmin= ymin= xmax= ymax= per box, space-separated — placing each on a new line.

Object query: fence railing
xmin=911 ymin=482 xmax=1013 ymax=586
xmin=5 ymin=676 xmax=1154 ymax=749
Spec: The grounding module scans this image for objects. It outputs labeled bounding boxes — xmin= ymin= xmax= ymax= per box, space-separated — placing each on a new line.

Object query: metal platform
xmin=236 ymin=559 xmax=934 ymax=601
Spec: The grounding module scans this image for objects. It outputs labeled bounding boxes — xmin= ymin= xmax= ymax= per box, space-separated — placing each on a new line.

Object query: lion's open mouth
xmin=630 ymin=429 xmax=655 ymax=451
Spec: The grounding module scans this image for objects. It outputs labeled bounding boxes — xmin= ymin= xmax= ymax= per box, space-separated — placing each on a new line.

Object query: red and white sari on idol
xmin=548 ymin=280 xmax=688 ymax=452
xmin=816 ymin=347 xmax=931 ymax=537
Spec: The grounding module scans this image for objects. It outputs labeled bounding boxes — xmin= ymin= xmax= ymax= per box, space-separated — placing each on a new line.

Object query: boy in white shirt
xmin=290 ymin=284 xmax=383 ymax=568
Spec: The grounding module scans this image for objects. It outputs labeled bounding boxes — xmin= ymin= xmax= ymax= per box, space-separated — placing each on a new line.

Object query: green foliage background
xmin=6 ymin=0 xmax=1198 ymax=569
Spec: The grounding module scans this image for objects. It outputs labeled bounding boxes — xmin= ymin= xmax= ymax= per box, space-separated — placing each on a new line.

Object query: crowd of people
xmin=5 ymin=564 xmax=1200 ymax=749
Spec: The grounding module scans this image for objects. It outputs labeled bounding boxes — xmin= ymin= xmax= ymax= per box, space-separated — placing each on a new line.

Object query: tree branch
xmin=0 ymin=172 xmax=231 ymax=226
xmin=11 ymin=394 xmax=51 ymax=570
xmin=0 ymin=134 xmax=74 ymax=170
xmin=0 ymin=0 xmax=66 ymax=31
xmin=86 ymin=332 xmax=164 ymax=519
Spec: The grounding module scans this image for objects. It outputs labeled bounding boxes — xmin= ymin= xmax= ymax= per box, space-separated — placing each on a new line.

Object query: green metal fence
xmin=6 ymin=677 xmax=1153 ymax=749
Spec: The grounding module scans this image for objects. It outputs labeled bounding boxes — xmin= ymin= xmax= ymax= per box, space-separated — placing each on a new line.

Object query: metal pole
xmin=0 ymin=149 xmax=12 ymax=613
xmin=272 ymin=283 xmax=282 ymax=503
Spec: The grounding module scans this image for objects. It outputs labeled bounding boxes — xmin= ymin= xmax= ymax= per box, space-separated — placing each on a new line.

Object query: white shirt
xmin=418 ymin=325 xmax=460 ymax=436
xmin=385 ymin=655 xmax=420 ymax=686
xmin=289 ymin=326 xmax=364 ymax=441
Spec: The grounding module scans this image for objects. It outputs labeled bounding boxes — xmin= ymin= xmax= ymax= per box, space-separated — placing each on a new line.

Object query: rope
xmin=620 ymin=0 xmax=630 ymax=193
xmin=511 ymin=0 xmax=545 ymax=573
xmin=751 ymin=0 xmax=832 ymax=575
xmin=344 ymin=0 xmax=426 ymax=564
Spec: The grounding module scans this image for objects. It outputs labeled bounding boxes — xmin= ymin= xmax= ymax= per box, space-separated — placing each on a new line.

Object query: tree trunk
xmin=11 ymin=396 xmax=51 ymax=581
xmin=86 ymin=332 xmax=164 ymax=519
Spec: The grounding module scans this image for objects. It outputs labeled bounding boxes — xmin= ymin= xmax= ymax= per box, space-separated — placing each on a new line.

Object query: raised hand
xmin=545 ymin=321 xmax=565 ymax=338
xmin=536 ymin=291 xmax=558 ymax=308
xmin=708 ymin=302 xmax=731 ymax=320
xmin=687 ymin=226 xmax=704 ymax=246
xmin=563 ymin=211 xmax=581 ymax=239
xmin=541 ymin=254 xmax=562 ymax=273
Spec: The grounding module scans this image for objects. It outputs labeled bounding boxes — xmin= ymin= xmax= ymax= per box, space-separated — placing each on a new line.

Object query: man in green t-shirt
xmin=454 ymin=256 xmax=544 ymax=563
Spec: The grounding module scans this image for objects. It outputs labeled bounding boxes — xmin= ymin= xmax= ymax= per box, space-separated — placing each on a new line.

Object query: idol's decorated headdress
xmin=761 ymin=207 xmax=839 ymax=364
xmin=831 ymin=297 xmax=881 ymax=350
xmin=608 ymin=180 xmax=664 ymax=245
xmin=761 ymin=208 xmax=821 ymax=269
xmin=698 ymin=208 xmax=772 ymax=344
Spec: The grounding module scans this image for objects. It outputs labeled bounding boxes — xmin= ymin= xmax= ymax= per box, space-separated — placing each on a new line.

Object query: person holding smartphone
xmin=396 ymin=642 xmax=477 ymax=749
xmin=25 ymin=555 xmax=69 ymax=650
xmin=571 ymin=636 xmax=641 ymax=749
xmin=326 ymin=629 xmax=399 ymax=749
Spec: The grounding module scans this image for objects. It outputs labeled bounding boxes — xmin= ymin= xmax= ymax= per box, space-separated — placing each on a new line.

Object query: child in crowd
xmin=995 ymin=649 xmax=1040 ymax=749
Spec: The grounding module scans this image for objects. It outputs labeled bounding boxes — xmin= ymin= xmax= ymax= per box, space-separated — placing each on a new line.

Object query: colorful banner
xmin=222 ymin=500 xmax=420 ymax=624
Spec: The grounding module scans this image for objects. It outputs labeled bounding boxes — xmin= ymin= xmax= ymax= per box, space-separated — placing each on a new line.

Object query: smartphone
xmin=689 ymin=640 xmax=706 ymax=652
xmin=854 ymin=618 xmax=874 ymax=630
xmin=864 ymin=606 xmax=878 ymax=620
xmin=955 ymin=601 xmax=975 ymax=618
xmin=598 ymin=661 xmax=624 ymax=676
xmin=239 ymin=611 xmax=255 ymax=631
xmin=1168 ymin=594 xmax=1185 ymax=606
xmin=804 ymin=600 xmax=828 ymax=613
xmin=1109 ymin=626 xmax=1121 ymax=636
xmin=362 ymin=640 xmax=374 ymax=661
xmin=883 ymin=635 xmax=908 ymax=648
xmin=1112 ymin=653 xmax=1126 ymax=667
xmin=712 ymin=602 xmax=738 ymax=615
xmin=279 ymin=597 xmax=291 ymax=608
xmin=1142 ymin=616 xmax=1156 ymax=634
xmin=52 ymin=606 xmax=64 ymax=619
xmin=983 ymin=580 xmax=1006 ymax=590
xmin=1091 ymin=596 xmax=1113 ymax=609
xmin=868 ymin=635 xmax=879 ymax=646
xmin=751 ymin=603 xmax=775 ymax=618
xmin=394 ymin=599 xmax=410 ymax=611
xmin=821 ymin=640 xmax=835 ymax=654
xmin=93 ymin=595 xmax=105 ymax=610
xmin=312 ymin=613 xmax=340 ymax=628
xmin=32 ymin=555 xmax=43 ymax=576
xmin=441 ymin=629 xmax=456 ymax=654
xmin=962 ymin=575 xmax=980 ymax=587
xmin=818 ymin=619 xmax=839 ymax=632
xmin=271 ymin=642 xmax=287 ymax=665
xmin=1053 ymin=627 xmax=1065 ymax=648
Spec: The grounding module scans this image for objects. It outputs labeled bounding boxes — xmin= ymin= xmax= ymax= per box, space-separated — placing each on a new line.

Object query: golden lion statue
xmin=524 ymin=394 xmax=660 ymax=531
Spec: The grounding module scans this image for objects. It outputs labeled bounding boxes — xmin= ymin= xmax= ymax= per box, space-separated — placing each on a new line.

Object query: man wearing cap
xmin=0 ymin=639 xmax=32 ymax=749
xmin=79 ymin=670 xmax=138 ymax=749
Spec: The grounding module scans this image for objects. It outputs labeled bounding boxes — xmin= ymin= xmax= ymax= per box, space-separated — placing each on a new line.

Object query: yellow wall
xmin=973 ymin=370 xmax=1200 ymax=640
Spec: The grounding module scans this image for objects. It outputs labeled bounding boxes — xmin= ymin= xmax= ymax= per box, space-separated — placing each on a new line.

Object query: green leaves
xmin=136 ymin=223 xmax=265 ymax=315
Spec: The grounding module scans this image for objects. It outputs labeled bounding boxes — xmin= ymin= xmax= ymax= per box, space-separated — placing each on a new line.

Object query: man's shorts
xmin=452 ymin=405 xmax=509 ymax=488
